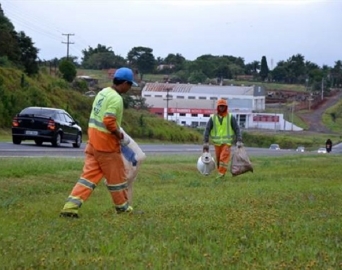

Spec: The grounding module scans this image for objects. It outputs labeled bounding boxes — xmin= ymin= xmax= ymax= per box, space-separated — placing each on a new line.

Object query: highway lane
xmin=1 ymin=141 xmax=336 ymax=158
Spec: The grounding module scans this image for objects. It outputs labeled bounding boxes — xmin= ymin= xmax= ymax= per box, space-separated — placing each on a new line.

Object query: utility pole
xmin=321 ymin=78 xmax=324 ymax=100
xmin=163 ymin=88 xmax=172 ymax=121
xmin=291 ymin=101 xmax=294 ymax=131
xmin=62 ymin=33 xmax=74 ymax=60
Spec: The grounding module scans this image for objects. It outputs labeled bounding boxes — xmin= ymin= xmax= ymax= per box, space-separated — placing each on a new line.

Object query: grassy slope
xmin=0 ymin=67 xmax=202 ymax=143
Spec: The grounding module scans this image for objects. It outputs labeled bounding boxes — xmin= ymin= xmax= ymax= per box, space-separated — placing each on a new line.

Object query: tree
xmin=82 ymin=44 xmax=113 ymax=62
xmin=127 ymin=46 xmax=155 ymax=80
xmin=188 ymin=71 xmax=207 ymax=84
xmin=271 ymin=65 xmax=287 ymax=83
xmin=164 ymin=53 xmax=186 ymax=71
xmin=259 ymin=56 xmax=269 ymax=81
xmin=245 ymin=61 xmax=260 ymax=76
xmin=81 ymin=44 xmax=125 ymax=69
xmin=286 ymin=54 xmax=306 ymax=83
xmin=331 ymin=60 xmax=342 ymax=87
xmin=16 ymin=31 xmax=39 ymax=75
xmin=0 ymin=7 xmax=20 ymax=64
xmin=59 ymin=59 xmax=77 ymax=82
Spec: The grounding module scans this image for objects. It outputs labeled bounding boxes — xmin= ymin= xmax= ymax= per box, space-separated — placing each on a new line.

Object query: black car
xmin=12 ymin=107 xmax=82 ymax=148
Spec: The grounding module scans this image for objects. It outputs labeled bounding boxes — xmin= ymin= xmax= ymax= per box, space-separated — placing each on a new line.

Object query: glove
xmin=203 ymin=143 xmax=209 ymax=152
xmin=120 ymin=133 xmax=130 ymax=147
xmin=236 ymin=141 xmax=243 ymax=148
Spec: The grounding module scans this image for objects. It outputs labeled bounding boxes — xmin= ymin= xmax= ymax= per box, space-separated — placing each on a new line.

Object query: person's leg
xmin=215 ymin=144 xmax=231 ymax=176
xmin=61 ymin=144 xmax=103 ymax=217
xmin=98 ymin=150 xmax=131 ymax=213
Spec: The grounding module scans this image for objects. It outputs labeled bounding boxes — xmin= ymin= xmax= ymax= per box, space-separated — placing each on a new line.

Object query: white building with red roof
xmin=141 ymin=82 xmax=302 ymax=131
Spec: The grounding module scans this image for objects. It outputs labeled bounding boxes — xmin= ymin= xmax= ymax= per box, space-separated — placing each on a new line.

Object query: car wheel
xmin=72 ymin=133 xmax=82 ymax=148
xmin=52 ymin=133 xmax=62 ymax=147
xmin=12 ymin=136 xmax=22 ymax=145
xmin=35 ymin=139 xmax=43 ymax=146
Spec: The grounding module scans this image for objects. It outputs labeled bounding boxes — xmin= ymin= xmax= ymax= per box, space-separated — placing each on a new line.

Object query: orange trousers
xmin=63 ymin=143 xmax=129 ymax=211
xmin=214 ymin=144 xmax=232 ymax=175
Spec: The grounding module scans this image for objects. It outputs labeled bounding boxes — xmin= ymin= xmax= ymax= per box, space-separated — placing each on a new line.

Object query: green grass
xmin=0 ymin=155 xmax=341 ymax=269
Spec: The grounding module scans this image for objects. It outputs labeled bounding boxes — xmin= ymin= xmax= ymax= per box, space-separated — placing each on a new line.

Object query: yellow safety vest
xmin=88 ymin=87 xmax=123 ymax=133
xmin=210 ymin=114 xmax=235 ymax=145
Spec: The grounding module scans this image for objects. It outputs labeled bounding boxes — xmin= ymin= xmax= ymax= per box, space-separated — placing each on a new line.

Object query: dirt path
xmin=300 ymin=91 xmax=342 ymax=133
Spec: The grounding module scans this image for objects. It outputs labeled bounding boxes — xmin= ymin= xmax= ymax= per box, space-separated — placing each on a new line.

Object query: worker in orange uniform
xmin=203 ymin=98 xmax=243 ymax=179
xmin=60 ymin=67 xmax=138 ymax=218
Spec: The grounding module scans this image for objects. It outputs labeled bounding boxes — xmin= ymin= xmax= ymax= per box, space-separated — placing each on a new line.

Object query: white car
xmin=296 ymin=146 xmax=305 ymax=152
xmin=269 ymin=144 xmax=280 ymax=150
xmin=317 ymin=148 xmax=327 ymax=154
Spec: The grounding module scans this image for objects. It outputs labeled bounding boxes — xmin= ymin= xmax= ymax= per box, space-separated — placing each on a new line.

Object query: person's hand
xmin=203 ymin=143 xmax=209 ymax=152
xmin=120 ymin=133 xmax=130 ymax=147
xmin=236 ymin=141 xmax=243 ymax=148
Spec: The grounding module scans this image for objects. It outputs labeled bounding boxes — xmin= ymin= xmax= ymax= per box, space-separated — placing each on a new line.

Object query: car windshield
xmin=19 ymin=108 xmax=56 ymax=118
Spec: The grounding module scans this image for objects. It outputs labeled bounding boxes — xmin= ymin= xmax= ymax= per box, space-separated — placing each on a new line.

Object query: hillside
xmin=0 ymin=67 xmax=93 ymax=130
xmin=0 ymin=67 xmax=203 ymax=143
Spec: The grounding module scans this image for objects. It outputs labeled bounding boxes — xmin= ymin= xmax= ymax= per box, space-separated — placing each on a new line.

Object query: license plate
xmin=25 ymin=130 xmax=38 ymax=135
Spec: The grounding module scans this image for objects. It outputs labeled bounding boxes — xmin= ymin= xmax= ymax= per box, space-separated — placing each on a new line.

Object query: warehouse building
xmin=141 ymin=82 xmax=302 ymax=131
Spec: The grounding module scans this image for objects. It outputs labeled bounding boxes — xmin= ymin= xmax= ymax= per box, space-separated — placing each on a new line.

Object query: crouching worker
xmin=60 ymin=67 xmax=138 ymax=218
xmin=203 ymin=98 xmax=243 ymax=179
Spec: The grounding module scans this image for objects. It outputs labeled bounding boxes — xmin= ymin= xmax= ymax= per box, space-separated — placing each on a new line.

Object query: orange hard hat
xmin=216 ymin=99 xmax=227 ymax=107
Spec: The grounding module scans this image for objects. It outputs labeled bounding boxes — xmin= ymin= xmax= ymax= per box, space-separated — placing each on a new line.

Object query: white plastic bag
xmin=120 ymin=128 xmax=146 ymax=181
xmin=230 ymin=146 xmax=253 ymax=176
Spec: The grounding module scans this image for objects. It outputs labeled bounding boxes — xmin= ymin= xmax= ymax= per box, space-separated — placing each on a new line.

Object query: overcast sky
xmin=1 ymin=0 xmax=341 ymax=68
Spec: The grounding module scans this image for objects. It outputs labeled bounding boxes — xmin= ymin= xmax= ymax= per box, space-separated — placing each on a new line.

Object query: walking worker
xmin=60 ymin=67 xmax=138 ymax=218
xmin=203 ymin=98 xmax=243 ymax=179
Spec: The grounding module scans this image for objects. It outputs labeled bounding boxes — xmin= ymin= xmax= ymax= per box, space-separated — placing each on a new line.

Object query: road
xmin=1 ymin=142 xmax=341 ymax=158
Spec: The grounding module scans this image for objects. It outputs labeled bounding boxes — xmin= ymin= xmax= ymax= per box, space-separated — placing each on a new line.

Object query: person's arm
xmin=103 ymin=97 xmax=122 ymax=140
xmin=203 ymin=117 xmax=213 ymax=143
xmin=231 ymin=115 xmax=242 ymax=142
xmin=202 ymin=117 xmax=213 ymax=152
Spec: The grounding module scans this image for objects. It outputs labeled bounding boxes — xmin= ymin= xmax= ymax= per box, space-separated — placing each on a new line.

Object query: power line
xmin=62 ymin=34 xmax=75 ymax=60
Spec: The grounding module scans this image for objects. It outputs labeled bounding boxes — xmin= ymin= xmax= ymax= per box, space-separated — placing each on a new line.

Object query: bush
xmin=58 ymin=60 xmax=76 ymax=82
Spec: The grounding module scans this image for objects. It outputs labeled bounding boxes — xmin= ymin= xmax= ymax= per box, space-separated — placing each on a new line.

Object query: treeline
xmin=1 ymin=3 xmax=342 ymax=93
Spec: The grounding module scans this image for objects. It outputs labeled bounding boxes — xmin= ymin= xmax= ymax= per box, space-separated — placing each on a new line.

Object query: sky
xmin=1 ymin=0 xmax=341 ymax=68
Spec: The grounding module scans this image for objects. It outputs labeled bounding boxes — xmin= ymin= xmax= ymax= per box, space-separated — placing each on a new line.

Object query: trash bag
xmin=120 ymin=128 xmax=146 ymax=182
xmin=230 ymin=146 xmax=253 ymax=176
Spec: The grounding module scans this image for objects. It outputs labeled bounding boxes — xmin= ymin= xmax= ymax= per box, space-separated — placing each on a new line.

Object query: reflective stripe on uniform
xmin=88 ymin=118 xmax=109 ymax=133
xmin=219 ymin=161 xmax=229 ymax=169
xmin=78 ymin=178 xmax=97 ymax=190
xmin=106 ymin=181 xmax=128 ymax=192
xmin=65 ymin=196 xmax=83 ymax=207
xmin=115 ymin=201 xmax=129 ymax=210
xmin=104 ymin=112 xmax=116 ymax=117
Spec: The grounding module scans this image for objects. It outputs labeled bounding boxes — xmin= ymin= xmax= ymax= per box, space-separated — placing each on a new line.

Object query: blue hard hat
xmin=114 ymin=67 xmax=138 ymax=86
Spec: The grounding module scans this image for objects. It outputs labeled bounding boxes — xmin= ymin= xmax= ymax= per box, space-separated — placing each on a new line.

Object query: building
xmin=76 ymin=75 xmax=98 ymax=87
xmin=141 ymin=82 xmax=302 ymax=131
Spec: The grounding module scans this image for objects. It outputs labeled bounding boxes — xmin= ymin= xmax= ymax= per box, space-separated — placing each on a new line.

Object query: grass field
xmin=0 ymin=154 xmax=341 ymax=269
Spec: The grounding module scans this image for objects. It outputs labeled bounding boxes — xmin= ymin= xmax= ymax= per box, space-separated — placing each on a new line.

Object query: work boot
xmin=116 ymin=205 xmax=134 ymax=214
xmin=60 ymin=212 xmax=79 ymax=218
xmin=116 ymin=206 xmax=144 ymax=215
xmin=59 ymin=210 xmax=79 ymax=218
